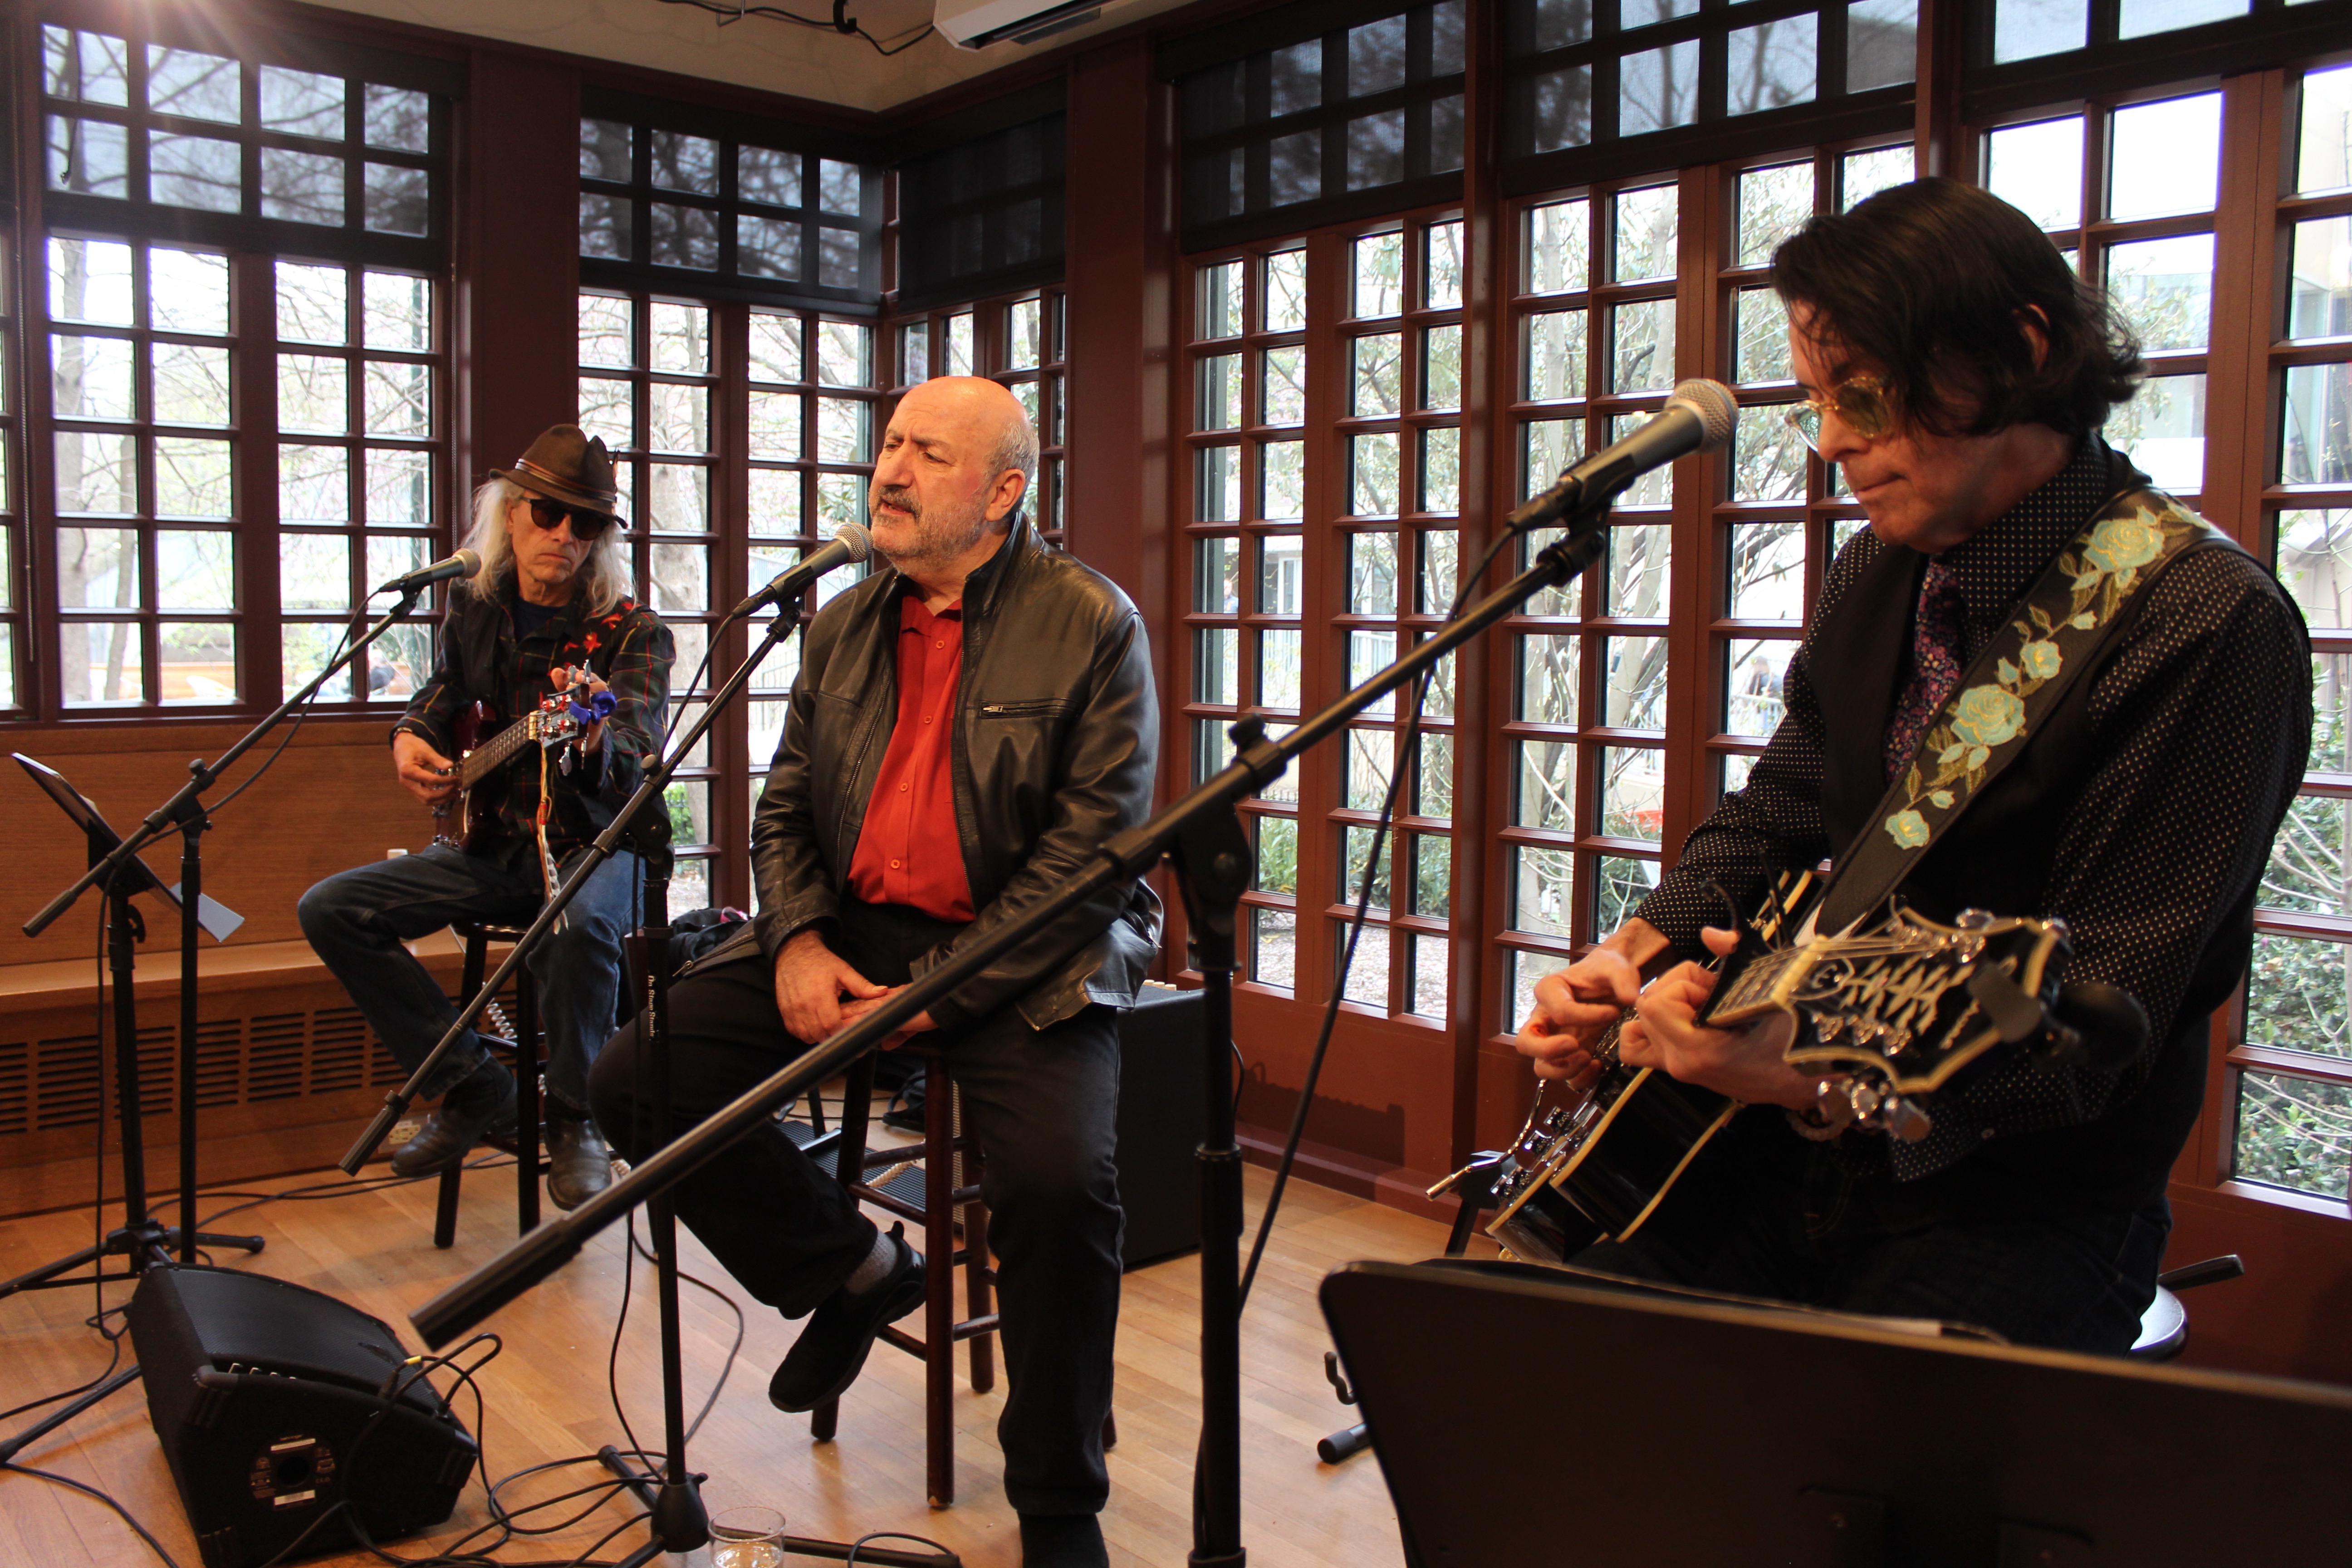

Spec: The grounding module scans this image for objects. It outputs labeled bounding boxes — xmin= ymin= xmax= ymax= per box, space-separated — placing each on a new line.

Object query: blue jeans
xmin=297 ymin=843 xmax=639 ymax=1112
xmin=1572 ymin=1107 xmax=2167 ymax=1353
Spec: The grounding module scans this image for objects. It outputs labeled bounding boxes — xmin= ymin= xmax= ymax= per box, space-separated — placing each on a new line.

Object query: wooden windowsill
xmin=0 ymin=929 xmax=468 ymax=1008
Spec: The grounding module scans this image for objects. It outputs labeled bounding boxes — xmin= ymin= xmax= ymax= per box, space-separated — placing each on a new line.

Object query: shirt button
xmin=899 ymin=782 xmax=909 ymax=791
xmin=935 ymin=641 xmax=944 ymax=649
xmin=891 ymin=858 xmax=901 ymax=868
xmin=923 ymin=715 xmax=932 ymax=724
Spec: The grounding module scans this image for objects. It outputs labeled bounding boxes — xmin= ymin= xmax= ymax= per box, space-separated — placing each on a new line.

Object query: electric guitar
xmin=429 ymin=696 xmax=582 ymax=854
xmin=1455 ymin=884 xmax=2083 ymax=1265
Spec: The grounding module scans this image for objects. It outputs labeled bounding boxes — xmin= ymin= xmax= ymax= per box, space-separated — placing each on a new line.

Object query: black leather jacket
xmin=748 ymin=516 xmax=1162 ymax=1031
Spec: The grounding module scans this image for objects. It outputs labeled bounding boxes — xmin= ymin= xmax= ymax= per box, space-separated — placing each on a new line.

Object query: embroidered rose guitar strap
xmin=1814 ymin=490 xmax=2234 ymax=936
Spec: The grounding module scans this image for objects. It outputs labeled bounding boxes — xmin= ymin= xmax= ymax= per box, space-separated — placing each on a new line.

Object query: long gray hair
xmin=462 ymin=477 xmax=631 ymax=615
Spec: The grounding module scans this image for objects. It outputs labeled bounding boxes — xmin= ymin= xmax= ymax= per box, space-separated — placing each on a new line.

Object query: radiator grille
xmin=0 ymin=1008 xmax=392 ymax=1135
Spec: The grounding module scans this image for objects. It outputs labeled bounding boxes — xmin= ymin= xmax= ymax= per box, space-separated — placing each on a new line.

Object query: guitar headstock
xmin=1705 ymin=907 xmax=2072 ymax=1139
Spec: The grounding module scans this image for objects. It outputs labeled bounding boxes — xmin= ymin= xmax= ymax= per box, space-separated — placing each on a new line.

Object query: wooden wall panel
xmin=0 ymin=719 xmax=423 ymax=967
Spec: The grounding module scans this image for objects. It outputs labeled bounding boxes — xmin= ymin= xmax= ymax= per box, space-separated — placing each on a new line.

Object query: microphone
xmin=1509 ymin=378 xmax=1739 ymax=529
xmin=375 ymin=549 xmax=480 ymax=596
xmin=734 ymin=521 xmax=872 ymax=618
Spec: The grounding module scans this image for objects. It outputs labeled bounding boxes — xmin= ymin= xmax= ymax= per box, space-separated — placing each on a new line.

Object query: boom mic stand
xmin=402 ymin=495 xmax=1626 ymax=1568
xmin=22 ymin=582 xmax=433 ymax=1273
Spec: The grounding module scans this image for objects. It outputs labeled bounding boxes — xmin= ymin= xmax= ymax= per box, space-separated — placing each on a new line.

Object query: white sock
xmin=843 ymin=1228 xmax=897 ymax=1295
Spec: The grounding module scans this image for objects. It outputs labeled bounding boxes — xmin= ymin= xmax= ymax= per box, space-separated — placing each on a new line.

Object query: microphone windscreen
xmin=453 ymin=549 xmax=481 ymax=575
xmin=833 ymin=520 xmax=873 ymax=563
xmin=1668 ymin=379 xmax=1739 ymax=454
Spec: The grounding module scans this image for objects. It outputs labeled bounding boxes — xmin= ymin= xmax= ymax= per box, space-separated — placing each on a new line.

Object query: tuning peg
xmin=1882 ymin=1095 xmax=1933 ymax=1142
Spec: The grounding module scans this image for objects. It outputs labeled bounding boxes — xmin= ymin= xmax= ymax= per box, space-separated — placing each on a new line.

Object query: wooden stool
xmin=812 ymin=1049 xmax=1123 ymax=1507
xmin=431 ymin=921 xmax=547 ymax=1249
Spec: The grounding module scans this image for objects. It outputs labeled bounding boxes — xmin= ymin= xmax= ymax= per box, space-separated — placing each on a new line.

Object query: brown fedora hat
xmin=491 ymin=425 xmax=623 ymax=520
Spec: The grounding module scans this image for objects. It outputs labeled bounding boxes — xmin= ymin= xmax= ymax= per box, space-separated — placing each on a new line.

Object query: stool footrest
xmin=878 ymin=1312 xmax=1000 ymax=1362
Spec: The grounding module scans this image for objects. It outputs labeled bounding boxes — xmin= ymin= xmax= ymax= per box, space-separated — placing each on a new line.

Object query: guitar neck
xmin=458 ymin=717 xmax=539 ymax=788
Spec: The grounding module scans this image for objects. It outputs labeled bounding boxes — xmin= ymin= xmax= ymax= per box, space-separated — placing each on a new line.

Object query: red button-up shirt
xmin=846 ymin=595 xmax=977 ymax=921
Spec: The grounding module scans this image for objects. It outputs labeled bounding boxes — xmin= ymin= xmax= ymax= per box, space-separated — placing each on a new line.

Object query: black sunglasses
xmin=526 ymin=495 xmax=615 ymax=540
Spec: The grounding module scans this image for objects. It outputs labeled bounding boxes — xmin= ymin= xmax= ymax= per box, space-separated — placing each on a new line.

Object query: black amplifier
xmin=126 ymin=1266 xmax=477 ymax=1568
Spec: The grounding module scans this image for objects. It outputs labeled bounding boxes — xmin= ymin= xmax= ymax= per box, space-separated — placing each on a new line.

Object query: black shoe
xmin=544 ymin=1105 xmax=612 ymax=1211
xmin=767 ymin=1225 xmax=926 ymax=1413
xmin=391 ymin=1069 xmax=518 ymax=1177
xmin=1019 ymin=1514 xmax=1108 ymax=1568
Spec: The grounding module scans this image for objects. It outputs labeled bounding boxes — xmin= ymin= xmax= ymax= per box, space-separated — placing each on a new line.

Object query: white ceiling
xmin=300 ymin=0 xmax=1200 ymax=114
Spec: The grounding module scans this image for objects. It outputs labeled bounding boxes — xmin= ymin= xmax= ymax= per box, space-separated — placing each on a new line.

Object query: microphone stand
xmin=403 ymin=499 xmax=1623 ymax=1567
xmin=17 ymin=584 xmax=428 ymax=1282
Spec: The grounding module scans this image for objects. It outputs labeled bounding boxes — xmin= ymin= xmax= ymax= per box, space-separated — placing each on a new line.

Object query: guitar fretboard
xmin=459 ymin=711 xmax=569 ymax=788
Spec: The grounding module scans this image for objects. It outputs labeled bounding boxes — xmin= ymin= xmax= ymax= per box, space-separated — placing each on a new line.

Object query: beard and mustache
xmin=870 ymin=484 xmax=994 ymax=569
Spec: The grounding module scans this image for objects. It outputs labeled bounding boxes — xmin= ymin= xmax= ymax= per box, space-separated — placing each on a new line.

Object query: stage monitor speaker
xmin=126 ymin=1265 xmax=478 ymax=1568
xmin=1116 ymin=983 xmax=1206 ymax=1270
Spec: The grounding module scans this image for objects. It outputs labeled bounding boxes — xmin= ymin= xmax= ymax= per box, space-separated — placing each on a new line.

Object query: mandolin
xmin=1453 ymin=883 xmax=2089 ymax=1265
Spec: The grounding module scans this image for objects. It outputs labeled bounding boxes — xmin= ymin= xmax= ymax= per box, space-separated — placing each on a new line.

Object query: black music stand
xmin=0 ymin=758 xmax=265 ymax=1461
xmin=1320 ymin=1259 xmax=2352 ymax=1566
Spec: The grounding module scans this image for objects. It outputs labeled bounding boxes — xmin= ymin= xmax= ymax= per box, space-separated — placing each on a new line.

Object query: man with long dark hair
xmin=300 ymin=426 xmax=672 ymax=1211
xmin=1516 ymin=179 xmax=2310 ymax=1351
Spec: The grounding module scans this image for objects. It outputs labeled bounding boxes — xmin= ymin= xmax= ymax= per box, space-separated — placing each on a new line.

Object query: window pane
xmin=1349 ymin=531 xmax=1399 ymax=615
xmin=1993 ymin=0 xmax=2085 ymax=62
xmin=2299 ymin=65 xmax=2352 ymax=196
xmin=1607 ymin=524 xmax=1670 ymax=614
xmin=2283 ymin=363 xmax=2352 ymax=487
xmin=365 ymin=85 xmax=429 ymax=152
xmin=1732 ymin=405 xmax=1807 ymax=502
xmin=1522 ymin=418 xmax=1583 ymax=504
xmin=1258 ymin=627 xmax=1303 ymax=710
xmin=2277 ymin=510 xmax=2352 ymax=629
xmin=1725 ymin=637 xmax=1794 ymax=736
xmin=2107 ymin=234 xmax=2214 ymax=352
xmin=1340 ymin=825 xmax=1392 ymax=909
xmin=148 ymin=46 xmax=241 ymax=122
xmin=1986 ymin=118 xmax=2083 ymax=230
xmin=1729 ymin=522 xmax=1806 ymax=618
xmin=1609 ymin=300 xmax=1675 ymax=393
xmin=280 ymin=533 xmax=349 ymax=611
xmin=57 ymin=525 xmax=139 ymax=605
xmin=1352 ymin=432 xmax=1400 ymax=516
xmin=1199 ymin=352 xmax=1242 ymax=429
xmin=1621 ymin=41 xmax=1699 ymax=135
xmin=1595 ymin=854 xmax=1659 ymax=934
xmin=279 ymin=444 xmax=348 ymax=524
xmin=1613 ymin=186 xmax=1678 ymax=282
xmin=1848 ymin=0 xmax=1919 ymax=92
xmin=50 ymin=237 xmax=134 ymax=325
xmin=650 ymin=204 xmax=719 ymax=270
xmin=1199 ymin=260 xmax=1243 ymax=338
xmin=44 ymin=27 xmax=130 ymax=106
xmin=1599 ymin=745 xmax=1664 ymax=841
xmin=49 ymin=117 xmax=129 ymax=199
xmin=1426 ymin=221 xmax=1464 ymax=309
xmin=2107 ymin=374 xmax=2205 ymax=492
xmin=278 ymin=263 xmax=348 ymax=344
xmin=2235 ymin=1070 xmax=2352 ymax=1200
xmin=261 ymin=67 xmax=343 ymax=138
xmin=1527 ymin=200 xmax=1590 ymax=294
xmin=2259 ymin=795 xmax=2347 ymax=918
xmin=1256 ymin=816 xmax=1298 ymax=894
xmin=280 ymin=355 xmax=348 ymax=433
xmin=1195 ymin=627 xmax=1239 ymax=705
xmin=1735 ymin=288 xmax=1791 ymax=383
xmin=1525 ymin=310 xmax=1587 ymax=402
xmin=1842 ymin=145 xmax=1916 ymax=209
xmin=1526 ymin=64 xmax=1593 ymax=155
xmin=652 ymin=382 xmax=710 ymax=453
xmin=1409 ymin=932 xmax=1448 ymax=1019
xmin=2287 ymin=218 xmax=2352 ymax=342
xmin=651 ymin=131 xmax=718 ymax=195
xmin=1197 ymin=445 xmax=1240 ymax=521
xmin=1421 ymin=430 xmax=1460 ymax=515
xmin=1195 ymin=536 xmax=1241 ymax=612
xmin=1515 ymin=739 xmax=1578 ymax=830
xmin=1727 ymin=16 xmax=1815 ymax=114
xmin=1510 ymin=844 xmax=1576 ymax=937
xmin=155 ymin=342 xmax=230 ymax=426
xmin=2109 ymin=95 xmax=2221 ymax=220
xmin=1516 ymin=632 xmax=1578 ymax=724
xmin=157 ymin=529 xmax=235 ymax=609
xmin=1603 ymin=635 xmax=1667 ymax=728
xmin=2118 ymin=0 xmax=2245 ymax=39
xmin=51 ymin=335 xmax=134 ymax=420
xmin=1251 ymin=906 xmax=1297 ymax=988
xmin=1737 ymin=164 xmax=1812 ymax=268
xmin=151 ymin=133 xmax=241 ymax=212
xmin=364 ymin=272 xmax=432 ymax=352
xmin=1354 ymin=231 xmax=1404 ymax=318
xmin=579 ymin=294 xmax=634 ymax=368
xmin=580 ymin=194 xmax=632 ymax=260
xmin=1261 ymin=441 xmax=1304 ymax=520
xmin=1346 ymin=726 xmax=1394 ymax=808
xmin=1265 ymin=250 xmax=1308 ymax=331
xmin=1352 ymin=333 xmax=1402 ymax=416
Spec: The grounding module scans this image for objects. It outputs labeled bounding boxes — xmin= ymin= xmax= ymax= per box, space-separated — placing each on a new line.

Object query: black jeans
xmin=587 ymin=901 xmax=1124 ymax=1517
xmin=1572 ymin=1108 xmax=2167 ymax=1354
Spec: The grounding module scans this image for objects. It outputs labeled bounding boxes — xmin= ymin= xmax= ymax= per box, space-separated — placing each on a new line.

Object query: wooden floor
xmin=0 ymin=1132 xmax=1492 ymax=1567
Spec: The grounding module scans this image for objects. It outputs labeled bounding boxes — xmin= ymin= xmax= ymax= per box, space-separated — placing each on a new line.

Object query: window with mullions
xmin=1984 ymin=93 xmax=2220 ymax=500
xmin=1499 ymin=183 xmax=1686 ymax=1022
xmin=741 ymin=309 xmax=883 ymax=849
xmin=894 ymin=290 xmax=1068 ymax=539
xmin=42 ymin=23 xmax=438 ymax=246
xmin=1185 ymin=219 xmax=1464 ymax=1019
xmin=1714 ymin=144 xmax=1912 ymax=795
xmin=1174 ymin=1 xmax=1467 ymax=246
xmin=1987 ymin=0 xmax=2300 ymax=65
xmin=274 ymin=260 xmax=440 ymax=707
xmin=578 ymin=111 xmax=881 ymax=305
xmin=49 ymin=235 xmax=239 ymax=707
xmin=2239 ymin=62 xmax=2352 ymax=1203
xmin=577 ymin=293 xmax=726 ymax=915
xmin=1498 ymin=0 xmax=1918 ymax=173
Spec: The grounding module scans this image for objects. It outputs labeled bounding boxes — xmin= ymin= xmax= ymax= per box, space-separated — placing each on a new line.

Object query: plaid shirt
xmin=393 ymin=578 xmax=675 ymax=872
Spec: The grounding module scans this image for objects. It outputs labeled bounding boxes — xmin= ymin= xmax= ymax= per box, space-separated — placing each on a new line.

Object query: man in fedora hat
xmin=300 ymin=425 xmax=674 ymax=1211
